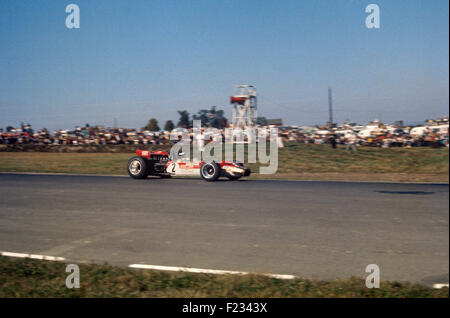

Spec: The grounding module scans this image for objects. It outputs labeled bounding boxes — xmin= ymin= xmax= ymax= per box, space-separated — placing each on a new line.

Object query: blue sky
xmin=0 ymin=0 xmax=448 ymax=130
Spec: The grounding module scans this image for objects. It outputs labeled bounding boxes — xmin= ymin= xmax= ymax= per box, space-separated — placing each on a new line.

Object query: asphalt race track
xmin=0 ymin=173 xmax=448 ymax=286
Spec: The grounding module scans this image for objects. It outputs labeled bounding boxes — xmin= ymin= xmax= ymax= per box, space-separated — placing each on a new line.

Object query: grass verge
xmin=0 ymin=257 xmax=447 ymax=298
xmin=0 ymin=144 xmax=448 ymax=183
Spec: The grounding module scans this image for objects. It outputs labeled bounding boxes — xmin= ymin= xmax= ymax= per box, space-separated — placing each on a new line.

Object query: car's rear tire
xmin=127 ymin=156 xmax=149 ymax=179
xmin=200 ymin=161 xmax=221 ymax=182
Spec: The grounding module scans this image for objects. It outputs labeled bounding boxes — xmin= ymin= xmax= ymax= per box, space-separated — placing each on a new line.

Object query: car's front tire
xmin=200 ymin=161 xmax=221 ymax=182
xmin=127 ymin=156 xmax=149 ymax=179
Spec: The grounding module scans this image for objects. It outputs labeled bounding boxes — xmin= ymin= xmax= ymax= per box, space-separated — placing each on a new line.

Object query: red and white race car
xmin=127 ymin=150 xmax=251 ymax=182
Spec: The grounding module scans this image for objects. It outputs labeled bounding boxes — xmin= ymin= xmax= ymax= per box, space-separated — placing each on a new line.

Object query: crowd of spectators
xmin=278 ymin=120 xmax=449 ymax=149
xmin=0 ymin=125 xmax=171 ymax=146
xmin=1 ymin=117 xmax=449 ymax=149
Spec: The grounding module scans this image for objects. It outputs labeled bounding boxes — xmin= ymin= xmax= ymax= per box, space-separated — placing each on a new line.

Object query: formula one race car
xmin=127 ymin=150 xmax=251 ymax=182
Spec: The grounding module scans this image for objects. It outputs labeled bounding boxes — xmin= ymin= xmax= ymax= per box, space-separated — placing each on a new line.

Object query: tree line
xmin=143 ymin=106 xmax=228 ymax=132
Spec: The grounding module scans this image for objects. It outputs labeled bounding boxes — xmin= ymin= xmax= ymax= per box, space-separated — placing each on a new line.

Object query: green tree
xmin=192 ymin=109 xmax=210 ymax=127
xmin=164 ymin=120 xmax=175 ymax=131
xmin=144 ymin=118 xmax=160 ymax=131
xmin=193 ymin=106 xmax=228 ymax=128
xmin=209 ymin=106 xmax=228 ymax=129
xmin=177 ymin=111 xmax=191 ymax=128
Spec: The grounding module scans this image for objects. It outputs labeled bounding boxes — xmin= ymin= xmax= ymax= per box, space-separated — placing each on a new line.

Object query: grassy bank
xmin=0 ymin=257 xmax=447 ymax=298
xmin=0 ymin=144 xmax=448 ymax=182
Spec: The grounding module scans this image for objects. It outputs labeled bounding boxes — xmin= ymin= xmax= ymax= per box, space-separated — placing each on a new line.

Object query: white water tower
xmin=230 ymin=85 xmax=257 ymax=129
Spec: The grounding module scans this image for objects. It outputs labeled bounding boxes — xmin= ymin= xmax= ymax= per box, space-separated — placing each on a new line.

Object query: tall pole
xmin=328 ymin=87 xmax=333 ymax=128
